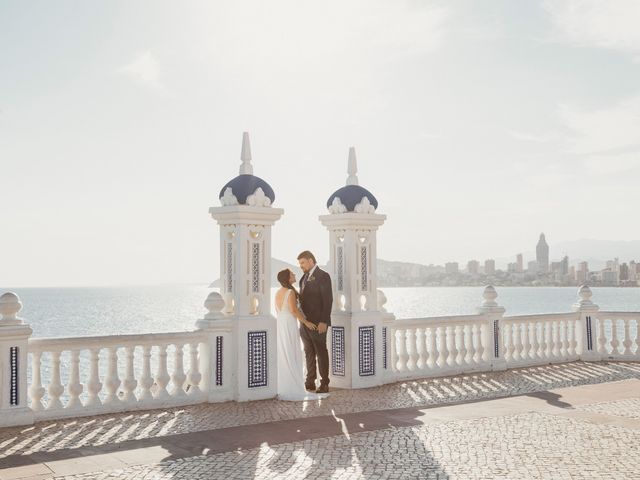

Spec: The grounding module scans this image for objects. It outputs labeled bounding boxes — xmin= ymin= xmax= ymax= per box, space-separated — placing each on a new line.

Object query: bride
xmin=275 ymin=268 xmax=329 ymax=401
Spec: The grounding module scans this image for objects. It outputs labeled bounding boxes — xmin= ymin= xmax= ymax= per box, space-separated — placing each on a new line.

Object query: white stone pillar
xmin=320 ymin=212 xmax=388 ymax=389
xmin=0 ymin=292 xmax=34 ymax=427
xmin=573 ymin=285 xmax=600 ymax=362
xmin=477 ymin=286 xmax=507 ymax=371
xmin=209 ymin=206 xmax=283 ymax=401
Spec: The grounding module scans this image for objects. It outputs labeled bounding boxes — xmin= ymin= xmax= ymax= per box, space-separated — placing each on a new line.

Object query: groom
xmin=297 ymin=250 xmax=333 ymax=393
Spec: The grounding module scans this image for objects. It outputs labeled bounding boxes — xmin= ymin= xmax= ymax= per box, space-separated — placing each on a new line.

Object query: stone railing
xmin=391 ymin=314 xmax=493 ymax=380
xmin=28 ymin=330 xmax=208 ymax=420
xmin=387 ymin=285 xmax=640 ymax=381
xmin=0 ymin=291 xmax=233 ymax=427
xmin=1 ymin=285 xmax=639 ymax=427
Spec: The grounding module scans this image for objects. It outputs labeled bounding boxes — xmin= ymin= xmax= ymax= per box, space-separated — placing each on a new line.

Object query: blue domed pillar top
xmin=207 ymin=132 xmax=283 ymax=402
xmin=319 ymin=147 xmax=392 ymax=391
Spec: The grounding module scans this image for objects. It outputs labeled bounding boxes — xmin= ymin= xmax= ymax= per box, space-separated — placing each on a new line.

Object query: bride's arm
xmin=288 ymin=292 xmax=317 ymax=330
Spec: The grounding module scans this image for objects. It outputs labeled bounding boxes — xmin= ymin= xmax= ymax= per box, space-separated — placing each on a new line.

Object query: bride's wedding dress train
xmin=276 ymin=289 xmax=329 ymax=401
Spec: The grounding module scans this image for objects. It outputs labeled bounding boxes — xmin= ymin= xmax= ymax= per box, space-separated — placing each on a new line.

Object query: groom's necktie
xmin=301 ymin=273 xmax=309 ymax=293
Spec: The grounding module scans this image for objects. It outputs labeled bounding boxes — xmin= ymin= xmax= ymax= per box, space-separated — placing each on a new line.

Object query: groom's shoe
xmin=316 ymin=385 xmax=329 ymax=394
xmin=305 ymin=383 xmax=316 ymax=392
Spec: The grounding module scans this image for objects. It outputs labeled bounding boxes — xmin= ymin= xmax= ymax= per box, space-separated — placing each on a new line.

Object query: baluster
xmin=436 ymin=326 xmax=447 ymax=369
xmin=530 ymin=322 xmax=540 ymax=362
xmin=29 ymin=351 xmax=45 ymax=411
xmin=395 ymin=330 xmax=407 ymax=372
xmin=172 ymin=343 xmax=187 ymax=397
xmin=67 ymin=349 xmax=83 ymax=409
xmin=569 ymin=319 xmax=578 ymax=357
xmin=187 ymin=342 xmax=202 ymax=396
xmin=405 ymin=329 xmax=417 ymax=371
xmin=597 ymin=318 xmax=607 ymax=354
xmin=415 ymin=328 xmax=426 ymax=371
xmin=121 ymin=346 xmax=137 ymax=404
xmin=427 ymin=326 xmax=437 ymax=369
xmin=139 ymin=345 xmax=154 ymax=401
xmin=558 ymin=320 xmax=568 ymax=359
xmin=622 ymin=319 xmax=633 ymax=356
xmin=610 ymin=319 xmax=620 ymax=355
xmin=86 ymin=347 xmax=102 ymax=407
xmin=155 ymin=344 xmax=171 ymax=398
xmin=520 ymin=322 xmax=531 ymax=363
xmin=503 ymin=323 xmax=513 ymax=363
xmin=551 ymin=320 xmax=560 ymax=359
xmin=513 ymin=323 xmax=524 ymax=363
xmin=540 ymin=322 xmax=549 ymax=359
xmin=390 ymin=328 xmax=399 ymax=372
xmin=104 ymin=346 xmax=121 ymax=404
xmin=464 ymin=324 xmax=474 ymax=366
xmin=635 ymin=319 xmax=640 ymax=355
xmin=475 ymin=324 xmax=485 ymax=364
xmin=458 ymin=324 xmax=468 ymax=367
xmin=446 ymin=325 xmax=457 ymax=368
xmin=47 ymin=351 xmax=64 ymax=410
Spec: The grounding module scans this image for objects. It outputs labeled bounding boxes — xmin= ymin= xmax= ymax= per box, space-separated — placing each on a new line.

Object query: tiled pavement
xmin=1 ymin=361 xmax=640 ymax=479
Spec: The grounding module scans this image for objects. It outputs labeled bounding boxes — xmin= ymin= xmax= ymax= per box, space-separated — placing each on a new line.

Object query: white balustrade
xmin=26 ymin=331 xmax=208 ymax=420
xmin=502 ymin=313 xmax=578 ymax=367
xmin=592 ymin=312 xmax=640 ymax=360
xmin=391 ymin=314 xmax=492 ymax=380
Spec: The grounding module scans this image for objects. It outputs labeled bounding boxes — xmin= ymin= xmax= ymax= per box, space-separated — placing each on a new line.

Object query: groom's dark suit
xmin=299 ymin=266 xmax=333 ymax=389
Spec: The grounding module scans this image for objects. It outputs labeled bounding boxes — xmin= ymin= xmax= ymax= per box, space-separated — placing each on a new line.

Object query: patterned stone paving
xmin=1 ymin=361 xmax=640 ymax=479
xmin=577 ymin=397 xmax=640 ymax=420
xmin=1 ymin=361 xmax=639 ymax=460
xmin=58 ymin=412 xmax=640 ymax=480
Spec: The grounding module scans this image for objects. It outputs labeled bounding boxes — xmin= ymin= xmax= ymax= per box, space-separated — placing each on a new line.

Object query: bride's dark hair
xmin=277 ymin=269 xmax=299 ymax=299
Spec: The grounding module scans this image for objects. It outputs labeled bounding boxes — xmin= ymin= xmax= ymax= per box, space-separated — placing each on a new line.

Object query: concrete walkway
xmin=1 ymin=361 xmax=639 ymax=479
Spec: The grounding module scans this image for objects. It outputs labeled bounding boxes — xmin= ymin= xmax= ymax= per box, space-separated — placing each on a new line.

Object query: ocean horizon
xmin=3 ymin=285 xmax=638 ymax=339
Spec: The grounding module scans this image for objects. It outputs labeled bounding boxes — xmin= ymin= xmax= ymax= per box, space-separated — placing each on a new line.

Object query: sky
xmin=1 ymin=0 xmax=640 ymax=287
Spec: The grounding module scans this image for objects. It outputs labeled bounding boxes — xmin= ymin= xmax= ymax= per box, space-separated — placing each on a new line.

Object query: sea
xmin=4 ymin=285 xmax=639 ymax=338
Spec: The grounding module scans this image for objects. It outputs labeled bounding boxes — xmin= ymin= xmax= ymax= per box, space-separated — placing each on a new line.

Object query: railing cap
xmin=572 ymin=284 xmax=599 ymax=312
xmin=201 ymin=291 xmax=229 ymax=322
xmin=477 ymin=285 xmax=505 ymax=315
xmin=0 ymin=292 xmax=24 ymax=325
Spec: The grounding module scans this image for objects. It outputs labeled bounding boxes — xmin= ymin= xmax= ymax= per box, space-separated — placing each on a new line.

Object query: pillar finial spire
xmin=240 ymin=132 xmax=253 ymax=175
xmin=346 ymin=146 xmax=358 ymax=186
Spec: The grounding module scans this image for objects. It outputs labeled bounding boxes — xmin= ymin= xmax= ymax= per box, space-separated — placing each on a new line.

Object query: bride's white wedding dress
xmin=276 ymin=289 xmax=329 ymax=401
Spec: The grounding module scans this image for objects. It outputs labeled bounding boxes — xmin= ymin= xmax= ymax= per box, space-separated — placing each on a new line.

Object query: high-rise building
xmin=445 ymin=262 xmax=459 ymax=274
xmin=484 ymin=259 xmax=496 ymax=275
xmin=560 ymin=255 xmax=569 ymax=275
xmin=527 ymin=260 xmax=538 ymax=273
xmin=516 ymin=253 xmax=523 ymax=273
xmin=467 ymin=260 xmax=479 ymax=275
xmin=536 ymin=233 xmax=549 ymax=273
xmin=576 ymin=261 xmax=589 ymax=284
xmin=620 ymin=263 xmax=629 ymax=281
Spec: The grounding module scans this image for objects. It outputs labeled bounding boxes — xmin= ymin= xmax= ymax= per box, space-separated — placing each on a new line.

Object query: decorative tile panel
xmin=9 ymin=346 xmax=18 ymax=406
xmin=359 ymin=326 xmax=375 ymax=376
xmin=331 ymin=326 xmax=345 ymax=376
xmin=360 ymin=246 xmax=368 ymax=291
xmin=586 ymin=316 xmax=593 ymax=351
xmin=226 ymin=243 xmax=233 ymax=293
xmin=252 ymin=243 xmax=260 ymax=293
xmin=493 ymin=320 xmax=500 ymax=358
xmin=215 ymin=336 xmax=223 ymax=386
xmin=337 ymin=246 xmax=344 ymax=292
xmin=248 ymin=331 xmax=268 ymax=388
xmin=382 ymin=327 xmax=388 ymax=370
